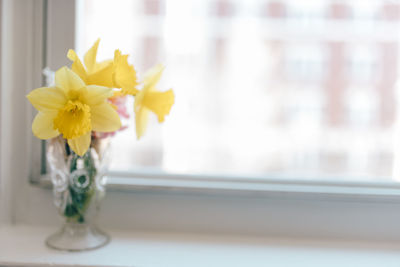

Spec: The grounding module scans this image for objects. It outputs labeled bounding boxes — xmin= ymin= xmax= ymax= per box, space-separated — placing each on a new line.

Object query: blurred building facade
xmin=80 ymin=0 xmax=400 ymax=180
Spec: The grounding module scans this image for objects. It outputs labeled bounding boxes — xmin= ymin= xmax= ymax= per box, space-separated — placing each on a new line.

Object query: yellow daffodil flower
xmin=27 ymin=67 xmax=121 ymax=156
xmin=67 ymin=39 xmax=138 ymax=95
xmin=134 ymin=64 xmax=174 ymax=139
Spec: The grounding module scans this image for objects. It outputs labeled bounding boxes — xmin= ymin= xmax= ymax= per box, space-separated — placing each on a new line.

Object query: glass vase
xmin=45 ymin=136 xmax=111 ymax=251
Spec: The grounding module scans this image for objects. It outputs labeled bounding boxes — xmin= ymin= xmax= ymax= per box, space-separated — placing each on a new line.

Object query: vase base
xmin=46 ymin=223 xmax=110 ymax=251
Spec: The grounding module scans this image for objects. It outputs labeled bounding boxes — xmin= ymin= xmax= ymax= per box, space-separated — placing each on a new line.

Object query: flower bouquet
xmin=27 ymin=39 xmax=174 ymax=251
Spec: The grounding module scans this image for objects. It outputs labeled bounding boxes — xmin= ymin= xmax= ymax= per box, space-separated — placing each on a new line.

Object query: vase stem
xmin=46 ymin=223 xmax=110 ymax=251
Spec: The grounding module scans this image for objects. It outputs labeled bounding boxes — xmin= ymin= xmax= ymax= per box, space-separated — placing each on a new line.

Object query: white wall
xmin=0 ymin=0 xmax=43 ymax=225
xmin=0 ymin=0 xmax=4 ymax=225
xmin=0 ymin=0 xmax=12 ymax=225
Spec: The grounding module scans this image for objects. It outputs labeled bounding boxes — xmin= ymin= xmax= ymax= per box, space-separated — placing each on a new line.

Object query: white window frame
xmin=2 ymin=0 xmax=400 ymax=241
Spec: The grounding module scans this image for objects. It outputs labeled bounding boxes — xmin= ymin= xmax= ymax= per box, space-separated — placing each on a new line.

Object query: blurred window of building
xmin=346 ymin=44 xmax=379 ymax=83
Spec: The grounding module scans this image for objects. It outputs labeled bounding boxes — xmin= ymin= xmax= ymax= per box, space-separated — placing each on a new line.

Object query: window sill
xmin=1 ymin=224 xmax=400 ymax=267
xmin=36 ymin=171 xmax=400 ymax=200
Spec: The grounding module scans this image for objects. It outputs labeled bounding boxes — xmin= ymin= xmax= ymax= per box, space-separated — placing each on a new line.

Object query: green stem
xmin=64 ymin=149 xmax=97 ymax=224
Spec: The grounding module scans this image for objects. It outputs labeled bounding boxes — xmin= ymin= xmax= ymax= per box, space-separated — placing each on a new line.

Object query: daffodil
xmin=134 ymin=64 xmax=174 ymax=139
xmin=27 ymin=67 xmax=121 ymax=156
xmin=67 ymin=39 xmax=138 ymax=95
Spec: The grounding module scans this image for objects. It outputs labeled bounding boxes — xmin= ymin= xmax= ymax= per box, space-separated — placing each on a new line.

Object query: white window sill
xmin=1 ymin=225 xmax=400 ymax=267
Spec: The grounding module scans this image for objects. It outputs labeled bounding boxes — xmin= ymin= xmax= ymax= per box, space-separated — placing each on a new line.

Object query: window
xmin=2 ymin=0 xmax=400 ymax=242
xmin=72 ymin=0 xmax=400 ymax=181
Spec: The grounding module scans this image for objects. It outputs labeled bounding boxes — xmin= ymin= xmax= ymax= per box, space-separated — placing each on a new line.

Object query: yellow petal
xmin=32 ymin=111 xmax=59 ymax=139
xmin=67 ymin=49 xmax=88 ymax=82
xmin=143 ymin=64 xmax=165 ymax=92
xmin=94 ymin=59 xmax=113 ymax=72
xmin=55 ymin=67 xmax=85 ymax=95
xmin=87 ymin=63 xmax=114 ymax=88
xmin=134 ymin=88 xmax=147 ymax=139
xmin=113 ymin=50 xmax=138 ymax=95
xmin=90 ymin=102 xmax=122 ymax=132
xmin=84 ymin=39 xmax=100 ymax=74
xmin=81 ymin=85 xmax=113 ymax=106
xmin=143 ymin=89 xmax=175 ymax=122
xmin=68 ymin=132 xmax=91 ymax=156
xmin=135 ymin=106 xmax=150 ymax=140
xmin=112 ymin=90 xmax=125 ymax=98
xmin=26 ymin=87 xmax=67 ymax=112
